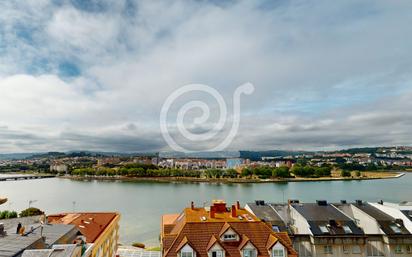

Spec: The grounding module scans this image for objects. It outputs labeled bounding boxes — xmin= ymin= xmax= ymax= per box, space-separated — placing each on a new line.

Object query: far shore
xmin=60 ymin=171 xmax=404 ymax=184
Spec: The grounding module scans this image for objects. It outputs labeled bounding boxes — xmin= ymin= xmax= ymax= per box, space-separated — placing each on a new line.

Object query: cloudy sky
xmin=1 ymin=0 xmax=412 ymax=153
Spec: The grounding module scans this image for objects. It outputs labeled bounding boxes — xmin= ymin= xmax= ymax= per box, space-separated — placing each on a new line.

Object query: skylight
xmin=272 ymin=225 xmax=280 ymax=232
xmin=319 ymin=225 xmax=329 ymax=234
xmin=343 ymin=225 xmax=352 ymax=234
xmin=390 ymin=224 xmax=402 ymax=234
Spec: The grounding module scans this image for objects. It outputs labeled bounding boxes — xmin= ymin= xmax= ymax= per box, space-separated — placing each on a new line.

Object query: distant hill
xmin=239 ymin=150 xmax=313 ymax=161
xmin=159 ymin=151 xmax=239 ymax=159
xmin=0 ymin=153 xmax=39 ymax=160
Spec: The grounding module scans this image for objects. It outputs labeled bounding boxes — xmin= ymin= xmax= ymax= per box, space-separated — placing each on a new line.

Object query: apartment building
xmin=161 ymin=200 xmax=298 ymax=257
xmin=336 ymin=201 xmax=412 ymax=256
xmin=247 ymin=200 xmax=412 ymax=257
xmin=48 ymin=212 xmax=120 ymax=257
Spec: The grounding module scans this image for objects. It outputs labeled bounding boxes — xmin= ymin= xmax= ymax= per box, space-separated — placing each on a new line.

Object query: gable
xmin=221 ymin=228 xmax=239 ymax=241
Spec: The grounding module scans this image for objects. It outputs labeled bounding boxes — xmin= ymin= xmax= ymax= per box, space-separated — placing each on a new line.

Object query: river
xmin=1 ymin=173 xmax=411 ymax=246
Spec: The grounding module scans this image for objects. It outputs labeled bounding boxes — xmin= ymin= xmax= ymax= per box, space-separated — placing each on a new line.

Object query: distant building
xmin=48 ymin=212 xmax=120 ymax=257
xmin=50 ymin=164 xmax=68 ymax=173
xmin=226 ymin=158 xmax=244 ymax=169
xmin=161 ymin=200 xmax=298 ymax=257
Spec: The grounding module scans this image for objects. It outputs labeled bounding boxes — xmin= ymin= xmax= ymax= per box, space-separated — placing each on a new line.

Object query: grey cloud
xmin=1 ymin=0 xmax=412 ymax=152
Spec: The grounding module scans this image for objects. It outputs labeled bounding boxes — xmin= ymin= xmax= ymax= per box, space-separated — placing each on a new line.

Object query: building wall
xmin=289 ymin=206 xmax=312 ymax=235
xmin=312 ymin=244 xmax=365 ymax=257
xmin=349 ymin=205 xmax=383 ymax=235
xmin=91 ymin=214 xmax=120 ymax=257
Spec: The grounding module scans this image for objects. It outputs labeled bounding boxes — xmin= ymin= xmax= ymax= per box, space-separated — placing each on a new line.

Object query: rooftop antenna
xmin=72 ymin=201 xmax=76 ymax=212
xmin=28 ymin=200 xmax=37 ymax=208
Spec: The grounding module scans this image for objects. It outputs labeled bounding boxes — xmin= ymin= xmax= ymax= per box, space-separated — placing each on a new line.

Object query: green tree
xmin=224 ymin=169 xmax=238 ymax=178
xmin=0 ymin=210 xmax=10 ymax=219
xmin=241 ymin=168 xmax=253 ymax=177
xmin=19 ymin=207 xmax=44 ymax=217
xmin=273 ymin=166 xmax=291 ymax=178
xmin=341 ymin=170 xmax=351 ymax=177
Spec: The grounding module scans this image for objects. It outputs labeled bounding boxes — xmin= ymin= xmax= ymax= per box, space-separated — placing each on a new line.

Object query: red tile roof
xmin=161 ymin=202 xmax=297 ymax=257
xmin=47 ymin=212 xmax=118 ymax=243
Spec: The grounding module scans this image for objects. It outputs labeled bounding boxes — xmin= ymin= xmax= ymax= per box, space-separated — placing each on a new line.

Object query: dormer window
xmin=243 ymin=249 xmax=257 ymax=257
xmin=180 ymin=245 xmax=195 ymax=257
xmin=223 ymin=234 xmax=237 ymax=241
xmin=273 ymin=249 xmax=285 ymax=257
xmin=272 ymin=242 xmax=286 ymax=257
xmin=220 ymin=226 xmax=239 ymax=241
xmin=211 ymin=250 xmax=224 ymax=257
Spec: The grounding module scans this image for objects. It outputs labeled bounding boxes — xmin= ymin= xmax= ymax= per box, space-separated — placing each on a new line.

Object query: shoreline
xmin=60 ymin=171 xmax=404 ymax=184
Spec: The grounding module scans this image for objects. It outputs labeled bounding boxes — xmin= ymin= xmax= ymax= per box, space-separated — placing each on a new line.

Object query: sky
xmin=0 ymin=0 xmax=412 ymax=153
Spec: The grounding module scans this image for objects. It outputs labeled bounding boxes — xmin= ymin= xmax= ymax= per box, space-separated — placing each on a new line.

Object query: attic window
xmin=223 ymin=234 xmax=236 ymax=241
xmin=390 ymin=224 xmax=402 ymax=234
xmin=272 ymin=225 xmax=280 ymax=232
xmin=211 ymin=250 xmax=223 ymax=257
xmin=181 ymin=251 xmax=193 ymax=257
xmin=273 ymin=243 xmax=286 ymax=257
xmin=181 ymin=247 xmax=194 ymax=257
xmin=243 ymin=249 xmax=256 ymax=257
xmin=343 ymin=225 xmax=352 ymax=234
xmin=273 ymin=249 xmax=285 ymax=257
xmin=319 ymin=225 xmax=329 ymax=234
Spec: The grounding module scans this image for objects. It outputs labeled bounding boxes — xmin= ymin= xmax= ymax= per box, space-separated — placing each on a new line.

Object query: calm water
xmin=1 ymin=174 xmax=412 ymax=246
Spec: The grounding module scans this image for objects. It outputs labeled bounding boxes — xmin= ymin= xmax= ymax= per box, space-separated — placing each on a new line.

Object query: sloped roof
xmin=265 ymin=234 xmax=278 ymax=250
xmin=47 ymin=212 xmax=119 ymax=243
xmin=353 ymin=203 xmax=411 ymax=236
xmin=162 ymin=206 xmax=297 ymax=257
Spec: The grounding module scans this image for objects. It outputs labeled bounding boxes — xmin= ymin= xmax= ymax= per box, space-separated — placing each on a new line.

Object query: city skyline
xmin=1 ymin=1 xmax=412 ymax=153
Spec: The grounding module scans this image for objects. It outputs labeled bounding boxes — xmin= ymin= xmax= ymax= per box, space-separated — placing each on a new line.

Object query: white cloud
xmin=0 ymin=0 xmax=412 ymax=152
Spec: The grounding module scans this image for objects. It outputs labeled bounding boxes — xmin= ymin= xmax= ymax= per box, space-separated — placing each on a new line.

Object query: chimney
xmin=231 ymin=205 xmax=237 ymax=218
xmin=191 ymin=201 xmax=195 ymax=210
xmin=236 ymin=201 xmax=240 ymax=210
xmin=210 ymin=206 xmax=216 ymax=219
xmin=212 ymin=200 xmax=227 ymax=213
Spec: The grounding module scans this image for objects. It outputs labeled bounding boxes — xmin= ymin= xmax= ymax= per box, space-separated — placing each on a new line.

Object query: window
xmin=390 ymin=224 xmax=402 ymax=234
xmin=319 ymin=225 xmax=329 ymax=234
xmin=342 ymin=225 xmax=352 ymax=234
xmin=212 ymin=250 xmax=223 ymax=257
xmin=323 ymin=245 xmax=333 ymax=254
xmin=352 ymin=245 xmax=361 ymax=254
xmin=243 ymin=249 xmax=256 ymax=257
xmin=293 ymin=241 xmax=312 ymax=257
xmin=223 ymin=234 xmax=236 ymax=241
xmin=272 ymin=225 xmax=280 ymax=232
xmin=395 ymin=245 xmax=403 ymax=254
xmin=367 ymin=241 xmax=383 ymax=256
xmin=342 ymin=245 xmax=349 ymax=254
xmin=182 ymin=251 xmax=193 ymax=257
xmin=273 ymin=249 xmax=285 ymax=257
xmin=181 ymin=246 xmax=194 ymax=257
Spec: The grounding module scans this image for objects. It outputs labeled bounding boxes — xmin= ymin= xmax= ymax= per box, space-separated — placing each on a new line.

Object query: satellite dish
xmin=0 ymin=198 xmax=7 ymax=205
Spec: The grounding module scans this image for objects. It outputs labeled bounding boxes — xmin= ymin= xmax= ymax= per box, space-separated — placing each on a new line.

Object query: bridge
xmin=0 ymin=175 xmax=56 ymax=181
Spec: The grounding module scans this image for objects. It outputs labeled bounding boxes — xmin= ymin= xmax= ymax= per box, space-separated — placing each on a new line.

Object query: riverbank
xmin=61 ymin=171 xmax=403 ymax=183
